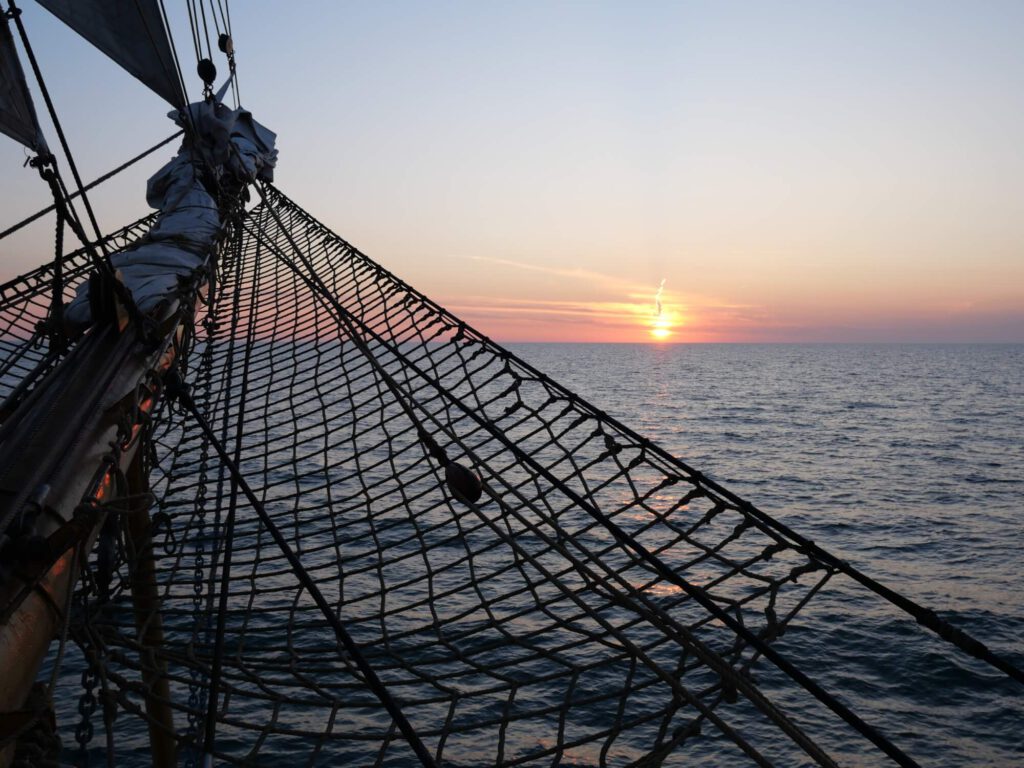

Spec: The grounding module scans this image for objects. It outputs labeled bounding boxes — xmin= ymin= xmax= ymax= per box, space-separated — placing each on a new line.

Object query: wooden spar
xmin=0 ymin=325 xmax=136 ymax=760
xmin=0 ymin=305 xmax=189 ymax=767
xmin=124 ymin=450 xmax=176 ymax=768
xmin=0 ymin=6 xmax=271 ymax=760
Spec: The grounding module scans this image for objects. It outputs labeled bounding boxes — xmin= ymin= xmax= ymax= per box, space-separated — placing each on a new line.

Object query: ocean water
xmin=46 ymin=342 xmax=1024 ymax=766
xmin=505 ymin=342 xmax=1024 ymax=765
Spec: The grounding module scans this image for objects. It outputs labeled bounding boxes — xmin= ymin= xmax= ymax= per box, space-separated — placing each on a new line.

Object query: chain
xmin=184 ymin=298 xmax=219 ymax=767
xmin=74 ymin=646 xmax=98 ymax=766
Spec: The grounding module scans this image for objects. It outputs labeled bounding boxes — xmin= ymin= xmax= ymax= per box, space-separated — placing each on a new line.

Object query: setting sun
xmin=650 ymin=318 xmax=672 ymax=341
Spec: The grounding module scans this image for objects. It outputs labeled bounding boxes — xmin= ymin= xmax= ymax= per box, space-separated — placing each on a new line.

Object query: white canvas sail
xmin=36 ymin=0 xmax=185 ymax=108
xmin=0 ymin=15 xmax=47 ymax=153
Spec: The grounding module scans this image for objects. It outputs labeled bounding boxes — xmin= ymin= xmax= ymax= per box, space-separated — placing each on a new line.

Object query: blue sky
xmin=2 ymin=1 xmax=1022 ymax=341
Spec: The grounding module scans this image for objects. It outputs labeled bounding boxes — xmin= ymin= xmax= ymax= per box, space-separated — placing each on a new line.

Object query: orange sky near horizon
xmin=0 ymin=2 xmax=1021 ymax=344
xmin=408 ymin=250 xmax=1023 ymax=344
xmin=440 ymin=287 xmax=1024 ymax=345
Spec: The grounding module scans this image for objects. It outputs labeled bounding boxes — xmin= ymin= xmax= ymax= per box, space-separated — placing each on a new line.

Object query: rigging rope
xmin=183 ymin=0 xmax=203 ymax=74
xmin=0 ymin=132 xmax=183 ymax=243
xmin=196 ymin=0 xmax=212 ymax=64
xmin=7 ymin=1 xmax=105 ymax=246
xmin=167 ymin=370 xmax=439 ymax=768
xmin=199 ymin=219 xmax=252 ymax=760
xmin=207 ymin=0 xmax=237 ymax=106
xmin=220 ymin=0 xmax=238 ymax=105
xmin=44 ymin=176 xmax=64 ymax=348
xmin=153 ymin=0 xmax=194 ymax=127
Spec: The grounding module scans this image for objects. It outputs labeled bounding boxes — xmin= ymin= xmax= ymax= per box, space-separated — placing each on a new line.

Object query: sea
xmin=505 ymin=342 xmax=1024 ymax=767
xmin=44 ymin=342 xmax=1023 ymax=766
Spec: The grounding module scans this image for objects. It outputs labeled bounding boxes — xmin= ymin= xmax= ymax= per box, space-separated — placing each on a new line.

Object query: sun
xmin=649 ymin=318 xmax=672 ymax=341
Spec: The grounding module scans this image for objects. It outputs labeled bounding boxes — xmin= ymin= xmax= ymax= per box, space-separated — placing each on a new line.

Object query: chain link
xmin=184 ymin=284 xmax=219 ymax=768
xmin=74 ymin=652 xmax=98 ymax=766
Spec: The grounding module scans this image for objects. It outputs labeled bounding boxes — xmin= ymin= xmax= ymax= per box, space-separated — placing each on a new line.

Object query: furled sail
xmin=0 ymin=14 xmax=47 ymax=153
xmin=35 ymin=0 xmax=185 ymax=108
xmin=63 ymin=94 xmax=276 ymax=327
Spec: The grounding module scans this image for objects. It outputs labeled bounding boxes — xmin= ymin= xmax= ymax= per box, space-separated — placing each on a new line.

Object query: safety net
xmin=2 ymin=186 xmax=1017 ymax=768
xmin=0 ymin=213 xmax=155 ymax=412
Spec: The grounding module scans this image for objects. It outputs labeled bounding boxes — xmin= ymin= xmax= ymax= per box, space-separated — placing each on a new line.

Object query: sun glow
xmin=650 ymin=318 xmax=672 ymax=341
xmin=648 ymin=278 xmax=676 ymax=340
xmin=443 ymin=266 xmax=697 ymax=342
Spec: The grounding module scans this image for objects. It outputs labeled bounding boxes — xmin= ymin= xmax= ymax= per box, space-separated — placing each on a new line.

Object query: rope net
xmin=0 ymin=214 xmax=155 ymax=411
xmin=2 ymin=189 xmax=938 ymax=766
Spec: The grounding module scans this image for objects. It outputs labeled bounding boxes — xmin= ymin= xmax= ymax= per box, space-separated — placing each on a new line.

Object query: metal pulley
xmin=197 ymin=58 xmax=216 ymax=88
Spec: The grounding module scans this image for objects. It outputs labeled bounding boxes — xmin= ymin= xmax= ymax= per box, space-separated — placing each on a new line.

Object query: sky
xmin=1 ymin=1 xmax=1022 ymax=343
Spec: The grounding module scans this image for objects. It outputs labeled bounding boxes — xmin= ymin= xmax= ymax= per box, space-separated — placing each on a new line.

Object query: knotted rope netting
xmin=0 ymin=214 xmax=155 ymax=414
xmin=1 ymin=187 xmax=1019 ymax=767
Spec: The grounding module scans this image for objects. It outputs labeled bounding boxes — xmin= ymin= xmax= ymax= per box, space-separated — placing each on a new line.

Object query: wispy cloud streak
xmin=449 ymin=256 xmax=768 ymax=341
xmin=468 ymin=255 xmax=645 ymax=292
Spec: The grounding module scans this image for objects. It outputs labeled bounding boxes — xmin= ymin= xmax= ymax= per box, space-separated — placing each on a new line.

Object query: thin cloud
xmin=466 ymin=255 xmax=644 ymax=292
xmin=446 ymin=256 xmax=772 ymax=341
xmin=445 ymin=297 xmax=648 ymax=324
